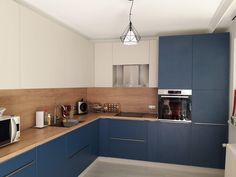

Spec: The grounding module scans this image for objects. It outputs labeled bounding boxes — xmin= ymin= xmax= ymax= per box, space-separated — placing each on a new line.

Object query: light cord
xmin=129 ymin=0 xmax=134 ymax=22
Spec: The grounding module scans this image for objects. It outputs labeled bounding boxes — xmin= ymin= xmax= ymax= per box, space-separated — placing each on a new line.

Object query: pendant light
xmin=120 ymin=0 xmax=141 ymax=45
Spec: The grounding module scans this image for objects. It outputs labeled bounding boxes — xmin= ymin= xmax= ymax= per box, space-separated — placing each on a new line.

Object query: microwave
xmin=0 ymin=116 xmax=20 ymax=148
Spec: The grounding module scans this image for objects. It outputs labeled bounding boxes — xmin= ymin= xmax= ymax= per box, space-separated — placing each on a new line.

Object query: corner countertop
xmin=0 ymin=113 xmax=158 ymax=164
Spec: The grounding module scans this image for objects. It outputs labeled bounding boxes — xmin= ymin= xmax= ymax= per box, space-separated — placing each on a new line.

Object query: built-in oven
xmin=158 ymin=89 xmax=192 ymax=121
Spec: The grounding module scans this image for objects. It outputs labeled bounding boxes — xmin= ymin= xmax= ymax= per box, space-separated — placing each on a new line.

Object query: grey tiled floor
xmin=82 ymin=161 xmax=224 ymax=177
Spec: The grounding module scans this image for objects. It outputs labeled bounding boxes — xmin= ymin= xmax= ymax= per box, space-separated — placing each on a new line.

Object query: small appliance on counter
xmin=77 ymin=99 xmax=88 ymax=115
xmin=0 ymin=107 xmax=20 ymax=148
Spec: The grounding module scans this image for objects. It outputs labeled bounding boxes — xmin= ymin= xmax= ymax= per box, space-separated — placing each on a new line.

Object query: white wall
xmin=0 ymin=0 xmax=94 ymax=89
xmin=228 ymin=20 xmax=236 ymax=143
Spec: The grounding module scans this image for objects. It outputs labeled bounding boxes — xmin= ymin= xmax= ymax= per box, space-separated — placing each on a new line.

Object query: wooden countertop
xmin=0 ymin=113 xmax=158 ymax=164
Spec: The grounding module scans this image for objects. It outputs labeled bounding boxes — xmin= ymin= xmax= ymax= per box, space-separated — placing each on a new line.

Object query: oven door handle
xmin=160 ymin=95 xmax=190 ymax=98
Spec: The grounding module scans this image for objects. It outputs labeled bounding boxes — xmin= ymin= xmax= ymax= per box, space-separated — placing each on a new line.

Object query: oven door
xmin=0 ymin=119 xmax=11 ymax=147
xmin=158 ymin=95 xmax=192 ymax=121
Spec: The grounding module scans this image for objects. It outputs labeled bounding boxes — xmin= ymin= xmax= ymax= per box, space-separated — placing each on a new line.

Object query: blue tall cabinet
xmin=191 ymin=33 xmax=229 ymax=169
xmin=159 ymin=32 xmax=229 ymax=169
xmin=159 ymin=35 xmax=193 ymax=89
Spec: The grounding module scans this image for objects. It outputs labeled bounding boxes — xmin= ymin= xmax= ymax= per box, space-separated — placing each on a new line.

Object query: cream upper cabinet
xmin=149 ymin=39 xmax=158 ymax=87
xmin=0 ymin=0 xmax=20 ymax=89
xmin=113 ymin=41 xmax=150 ymax=65
xmin=94 ymin=43 xmax=113 ymax=87
xmin=20 ymin=6 xmax=94 ymax=88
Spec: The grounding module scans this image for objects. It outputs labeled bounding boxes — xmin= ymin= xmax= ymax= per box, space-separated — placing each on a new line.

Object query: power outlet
xmin=148 ymin=105 xmax=156 ymax=110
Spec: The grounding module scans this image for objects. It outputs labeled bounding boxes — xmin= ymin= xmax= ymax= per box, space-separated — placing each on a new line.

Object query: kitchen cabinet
xmin=155 ymin=122 xmax=192 ymax=165
xmin=20 ymin=6 xmax=94 ymax=88
xmin=66 ymin=120 xmax=99 ymax=177
xmin=113 ymin=41 xmax=150 ymax=65
xmin=192 ymin=90 xmax=228 ymax=124
xmin=149 ymin=40 xmax=158 ymax=88
xmin=0 ymin=0 xmax=20 ymax=89
xmin=192 ymin=33 xmax=229 ymax=90
xmin=159 ymin=35 xmax=193 ymax=89
xmin=94 ymin=43 xmax=113 ymax=87
xmin=37 ymin=135 xmax=67 ymax=177
xmin=99 ymin=119 xmax=109 ymax=156
xmin=0 ymin=149 xmax=36 ymax=177
xmin=191 ymin=123 xmax=227 ymax=169
xmin=100 ymin=119 xmax=148 ymax=161
xmin=94 ymin=40 xmax=158 ymax=88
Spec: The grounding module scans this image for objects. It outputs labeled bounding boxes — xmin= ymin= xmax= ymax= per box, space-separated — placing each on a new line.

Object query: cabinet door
xmin=159 ymin=35 xmax=192 ymax=89
xmin=108 ymin=119 xmax=148 ymax=160
xmin=156 ymin=122 xmax=191 ymax=165
xmin=193 ymin=33 xmax=229 ymax=90
xmin=67 ymin=125 xmax=90 ymax=157
xmin=191 ymin=123 xmax=227 ymax=169
xmin=95 ymin=43 xmax=113 ymax=87
xmin=99 ymin=119 xmax=109 ymax=156
xmin=0 ymin=149 xmax=36 ymax=177
xmin=113 ymin=41 xmax=150 ymax=65
xmin=37 ymin=136 xmax=66 ymax=177
xmin=67 ymin=121 xmax=98 ymax=177
xmin=0 ymin=0 xmax=20 ymax=89
xmin=192 ymin=90 xmax=228 ymax=124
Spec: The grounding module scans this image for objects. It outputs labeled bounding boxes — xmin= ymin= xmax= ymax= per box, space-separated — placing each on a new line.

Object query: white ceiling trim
xmin=209 ymin=0 xmax=234 ymax=32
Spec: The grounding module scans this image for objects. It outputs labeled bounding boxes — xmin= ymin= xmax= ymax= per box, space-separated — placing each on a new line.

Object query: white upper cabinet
xmin=20 ymin=6 xmax=94 ymax=88
xmin=94 ymin=40 xmax=158 ymax=88
xmin=149 ymin=39 xmax=158 ymax=87
xmin=0 ymin=0 xmax=20 ymax=89
xmin=113 ymin=41 xmax=150 ymax=65
xmin=94 ymin=43 xmax=113 ymax=87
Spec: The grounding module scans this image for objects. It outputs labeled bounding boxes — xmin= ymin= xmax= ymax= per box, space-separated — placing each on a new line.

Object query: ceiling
xmin=19 ymin=0 xmax=225 ymax=39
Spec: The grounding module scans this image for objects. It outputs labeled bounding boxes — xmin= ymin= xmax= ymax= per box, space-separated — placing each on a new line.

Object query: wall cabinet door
xmin=0 ymin=149 xmax=36 ymax=177
xmin=95 ymin=43 xmax=113 ymax=87
xmin=191 ymin=123 xmax=227 ymax=169
xmin=113 ymin=41 xmax=150 ymax=65
xmin=192 ymin=90 xmax=228 ymax=124
xmin=159 ymin=35 xmax=192 ymax=89
xmin=108 ymin=119 xmax=148 ymax=160
xmin=0 ymin=0 xmax=20 ymax=89
xmin=193 ymin=33 xmax=229 ymax=90
xmin=37 ymin=136 xmax=66 ymax=177
xmin=156 ymin=122 xmax=191 ymax=165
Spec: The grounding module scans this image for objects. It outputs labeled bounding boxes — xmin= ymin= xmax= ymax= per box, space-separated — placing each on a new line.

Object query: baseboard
xmin=79 ymin=156 xmax=224 ymax=177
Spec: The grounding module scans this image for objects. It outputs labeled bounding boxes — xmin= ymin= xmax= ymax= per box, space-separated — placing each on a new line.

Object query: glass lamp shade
xmin=120 ymin=22 xmax=141 ymax=45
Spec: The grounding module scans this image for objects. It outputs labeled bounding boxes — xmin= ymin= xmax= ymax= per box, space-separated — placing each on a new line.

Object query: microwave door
xmin=10 ymin=118 xmax=17 ymax=142
xmin=0 ymin=119 xmax=11 ymax=147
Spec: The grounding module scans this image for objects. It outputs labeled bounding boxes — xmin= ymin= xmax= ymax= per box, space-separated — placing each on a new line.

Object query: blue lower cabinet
xmin=0 ymin=149 xmax=36 ymax=177
xmin=147 ymin=122 xmax=158 ymax=162
xmin=37 ymin=136 xmax=67 ymax=177
xmin=67 ymin=145 xmax=92 ymax=177
xmin=99 ymin=119 xmax=109 ymax=156
xmin=156 ymin=122 xmax=192 ymax=165
xmin=108 ymin=119 xmax=148 ymax=161
xmin=191 ymin=123 xmax=227 ymax=169
xmin=66 ymin=120 xmax=99 ymax=177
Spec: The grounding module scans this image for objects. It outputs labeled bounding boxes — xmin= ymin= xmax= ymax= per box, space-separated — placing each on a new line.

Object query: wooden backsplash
xmin=0 ymin=87 xmax=157 ymax=130
xmin=0 ymin=88 xmax=87 ymax=130
xmin=87 ymin=88 xmax=157 ymax=113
